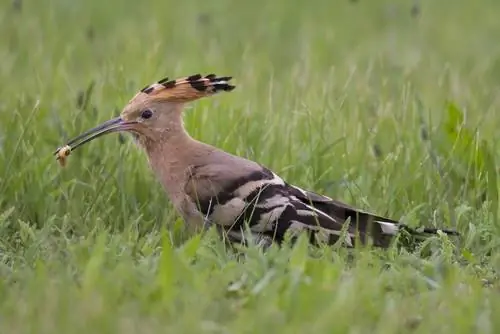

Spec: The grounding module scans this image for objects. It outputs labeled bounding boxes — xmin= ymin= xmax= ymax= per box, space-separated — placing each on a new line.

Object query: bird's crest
xmin=129 ymin=73 xmax=235 ymax=104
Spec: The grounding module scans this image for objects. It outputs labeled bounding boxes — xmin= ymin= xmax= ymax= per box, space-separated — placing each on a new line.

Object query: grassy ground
xmin=1 ymin=0 xmax=500 ymax=332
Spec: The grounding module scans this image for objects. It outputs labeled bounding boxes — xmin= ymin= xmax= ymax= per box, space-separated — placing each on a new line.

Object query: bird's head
xmin=54 ymin=74 xmax=235 ymax=163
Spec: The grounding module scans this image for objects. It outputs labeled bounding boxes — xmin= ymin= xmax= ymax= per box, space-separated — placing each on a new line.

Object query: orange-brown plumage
xmin=130 ymin=73 xmax=235 ymax=104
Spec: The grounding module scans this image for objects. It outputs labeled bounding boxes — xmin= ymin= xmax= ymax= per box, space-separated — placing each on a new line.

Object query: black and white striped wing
xmin=283 ymin=185 xmax=403 ymax=247
xmin=190 ymin=165 xmax=405 ymax=248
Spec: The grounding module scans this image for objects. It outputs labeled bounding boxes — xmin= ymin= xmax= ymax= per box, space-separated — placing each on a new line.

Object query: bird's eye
xmin=141 ymin=109 xmax=154 ymax=119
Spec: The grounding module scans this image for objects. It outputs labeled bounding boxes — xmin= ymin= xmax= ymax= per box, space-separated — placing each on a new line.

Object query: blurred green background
xmin=0 ymin=0 xmax=500 ymax=333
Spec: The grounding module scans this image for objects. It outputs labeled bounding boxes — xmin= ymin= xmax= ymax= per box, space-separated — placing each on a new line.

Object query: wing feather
xmin=186 ymin=162 xmax=458 ymax=248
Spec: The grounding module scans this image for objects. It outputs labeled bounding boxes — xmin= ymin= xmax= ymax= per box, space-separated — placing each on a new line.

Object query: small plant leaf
xmin=177 ymin=233 xmax=202 ymax=264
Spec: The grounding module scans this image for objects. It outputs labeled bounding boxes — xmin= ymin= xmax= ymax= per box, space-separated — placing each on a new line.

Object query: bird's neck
xmin=142 ymin=128 xmax=212 ymax=206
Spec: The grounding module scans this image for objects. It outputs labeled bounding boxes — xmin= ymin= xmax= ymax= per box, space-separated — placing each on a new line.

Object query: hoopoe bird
xmin=54 ymin=73 xmax=458 ymax=249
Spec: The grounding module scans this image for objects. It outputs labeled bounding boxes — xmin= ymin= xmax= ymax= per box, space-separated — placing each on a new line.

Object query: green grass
xmin=1 ymin=0 xmax=500 ymax=332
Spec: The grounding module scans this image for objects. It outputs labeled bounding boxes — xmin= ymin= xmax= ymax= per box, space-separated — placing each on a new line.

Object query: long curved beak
xmin=53 ymin=117 xmax=137 ymax=156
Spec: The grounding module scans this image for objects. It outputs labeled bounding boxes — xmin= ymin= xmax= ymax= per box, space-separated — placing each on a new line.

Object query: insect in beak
xmin=53 ymin=117 xmax=138 ymax=166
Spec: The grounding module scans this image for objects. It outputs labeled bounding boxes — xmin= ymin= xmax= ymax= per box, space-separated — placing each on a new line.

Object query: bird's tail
xmin=132 ymin=73 xmax=235 ymax=103
xmin=409 ymin=226 xmax=459 ymax=236
xmin=372 ymin=219 xmax=459 ymax=248
xmin=388 ymin=222 xmax=459 ymax=237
